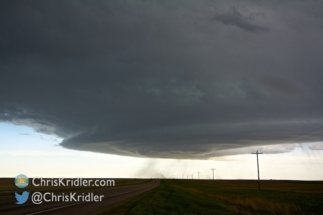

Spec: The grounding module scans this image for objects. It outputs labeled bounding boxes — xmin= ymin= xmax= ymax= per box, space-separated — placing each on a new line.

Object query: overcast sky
xmin=1 ymin=0 xmax=322 ymax=160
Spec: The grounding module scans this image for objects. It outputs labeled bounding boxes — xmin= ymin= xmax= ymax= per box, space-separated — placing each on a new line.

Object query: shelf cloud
xmin=1 ymin=1 xmax=322 ymax=159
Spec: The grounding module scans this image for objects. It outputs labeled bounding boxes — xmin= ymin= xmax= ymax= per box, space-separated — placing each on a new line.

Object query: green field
xmin=99 ymin=179 xmax=323 ymax=215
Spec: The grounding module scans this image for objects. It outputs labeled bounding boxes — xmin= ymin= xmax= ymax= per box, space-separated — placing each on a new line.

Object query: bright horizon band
xmin=32 ymin=178 xmax=115 ymax=187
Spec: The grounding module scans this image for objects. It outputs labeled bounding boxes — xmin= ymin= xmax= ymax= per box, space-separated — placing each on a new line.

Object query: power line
xmin=251 ymin=150 xmax=263 ymax=190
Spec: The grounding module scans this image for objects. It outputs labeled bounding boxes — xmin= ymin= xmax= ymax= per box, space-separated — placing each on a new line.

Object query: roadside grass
xmin=186 ymin=188 xmax=303 ymax=215
xmin=99 ymin=179 xmax=323 ymax=215
xmin=99 ymin=180 xmax=235 ymax=215
xmin=227 ymin=197 xmax=302 ymax=215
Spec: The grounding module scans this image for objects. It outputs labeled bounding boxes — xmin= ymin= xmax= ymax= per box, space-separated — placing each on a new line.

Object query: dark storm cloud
xmin=259 ymin=76 xmax=302 ymax=96
xmin=213 ymin=5 xmax=269 ymax=33
xmin=1 ymin=1 xmax=323 ymax=159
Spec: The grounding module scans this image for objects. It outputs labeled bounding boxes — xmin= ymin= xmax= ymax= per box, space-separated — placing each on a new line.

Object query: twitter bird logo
xmin=15 ymin=191 xmax=29 ymax=204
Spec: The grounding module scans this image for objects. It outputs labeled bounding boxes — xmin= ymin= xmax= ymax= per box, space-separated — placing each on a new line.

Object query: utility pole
xmin=197 ymin=172 xmax=200 ymax=179
xmin=210 ymin=168 xmax=215 ymax=180
xmin=251 ymin=150 xmax=263 ymax=190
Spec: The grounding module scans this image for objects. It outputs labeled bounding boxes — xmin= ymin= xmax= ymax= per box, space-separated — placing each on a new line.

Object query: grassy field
xmin=99 ymin=179 xmax=323 ymax=215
